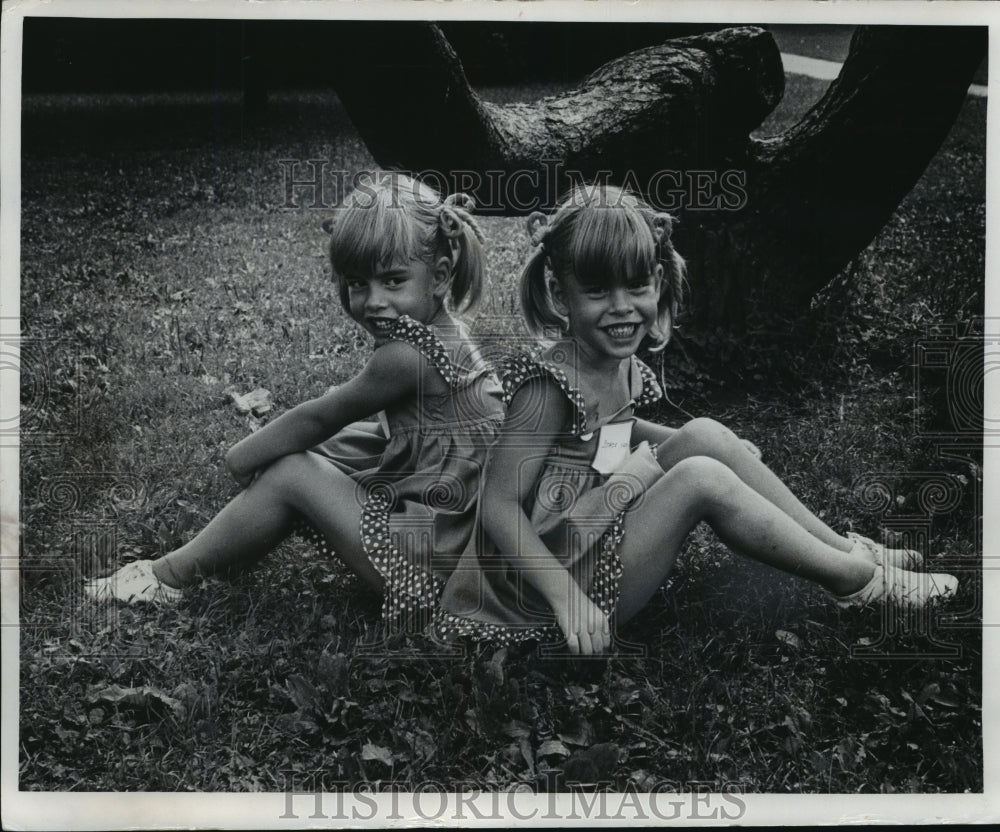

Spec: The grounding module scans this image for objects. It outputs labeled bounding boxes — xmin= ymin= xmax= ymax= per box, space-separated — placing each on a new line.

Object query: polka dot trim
xmin=633 ymin=357 xmax=663 ymax=409
xmin=499 ymin=352 xmax=590 ymax=435
xmin=361 ymin=490 xmax=445 ymax=626
xmin=433 ymin=511 xmax=626 ymax=646
xmin=384 ymin=316 xmax=455 ymax=387
xmin=500 ymin=353 xmax=663 ymax=435
xmin=434 ymin=612 xmax=563 ymax=646
xmin=293 ymin=518 xmax=337 ymax=557
xmin=295 ymin=505 xmax=445 ymax=629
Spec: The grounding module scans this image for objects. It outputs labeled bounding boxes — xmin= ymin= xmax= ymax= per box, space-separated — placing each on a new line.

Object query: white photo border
xmin=2 ymin=0 xmax=996 ymax=827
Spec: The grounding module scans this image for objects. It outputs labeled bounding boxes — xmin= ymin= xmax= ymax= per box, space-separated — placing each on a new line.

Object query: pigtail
xmin=526 ymin=211 xmax=549 ymax=250
xmin=444 ymin=192 xmax=475 ymax=212
xmin=519 ymin=211 xmax=565 ymax=339
xmin=321 ymin=212 xmax=353 ymax=311
xmin=651 ymin=212 xmax=673 ymax=246
xmin=646 ymin=210 xmax=687 ymax=352
xmin=439 ymin=194 xmax=487 ymax=315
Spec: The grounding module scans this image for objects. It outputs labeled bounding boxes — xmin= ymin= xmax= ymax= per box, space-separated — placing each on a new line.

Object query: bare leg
xmin=655 ymin=418 xmax=851 ymax=552
xmin=153 ymin=451 xmax=383 ymax=592
xmin=614 ymin=455 xmax=875 ymax=624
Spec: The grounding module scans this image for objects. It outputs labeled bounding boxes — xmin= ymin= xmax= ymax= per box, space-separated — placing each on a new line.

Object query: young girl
xmin=86 ymin=175 xmax=505 ymax=628
xmin=435 ymin=185 xmax=958 ymax=653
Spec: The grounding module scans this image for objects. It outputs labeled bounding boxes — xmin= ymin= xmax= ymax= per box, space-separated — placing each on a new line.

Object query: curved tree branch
xmin=331 ymin=23 xmax=783 ymax=208
xmin=687 ymin=25 xmax=986 ymax=328
xmin=330 ymin=23 xmax=985 ymax=328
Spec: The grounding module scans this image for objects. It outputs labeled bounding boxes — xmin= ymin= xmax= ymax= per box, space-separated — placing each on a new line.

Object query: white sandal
xmin=847 ymin=531 xmax=923 ymax=571
xmin=84 ymin=560 xmax=183 ymax=605
xmin=832 ymin=562 xmax=957 ymax=609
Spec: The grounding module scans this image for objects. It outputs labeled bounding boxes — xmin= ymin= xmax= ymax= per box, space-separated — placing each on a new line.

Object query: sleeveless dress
xmin=296 ymin=314 xmax=505 ymax=627
xmin=434 ymin=349 xmax=666 ymax=645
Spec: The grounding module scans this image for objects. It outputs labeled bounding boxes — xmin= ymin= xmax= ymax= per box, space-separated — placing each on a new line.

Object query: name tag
xmin=589 ymin=420 xmax=634 ymax=475
xmin=377 ymin=410 xmax=391 ymax=439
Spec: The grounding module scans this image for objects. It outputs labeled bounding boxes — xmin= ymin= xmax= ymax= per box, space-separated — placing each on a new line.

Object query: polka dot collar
xmin=633 ymin=357 xmax=663 ymax=409
xmin=383 ymin=315 xmax=455 ymax=386
xmin=500 ymin=351 xmax=662 ymax=435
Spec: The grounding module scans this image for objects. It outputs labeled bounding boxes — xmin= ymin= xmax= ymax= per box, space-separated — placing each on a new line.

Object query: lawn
xmin=17 ymin=67 xmax=984 ymax=797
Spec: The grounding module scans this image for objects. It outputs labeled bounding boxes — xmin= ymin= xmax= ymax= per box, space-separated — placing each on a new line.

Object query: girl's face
xmin=344 ymin=256 xmax=451 ymax=341
xmin=552 ymin=265 xmax=663 ymax=362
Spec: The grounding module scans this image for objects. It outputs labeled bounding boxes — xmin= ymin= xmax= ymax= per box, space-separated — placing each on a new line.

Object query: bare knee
xmin=659 ymin=418 xmax=737 ymax=468
xmin=680 ymin=417 xmax=737 ymax=452
xmin=666 ymin=455 xmax=741 ymax=512
xmin=253 ymin=452 xmax=317 ymax=497
xmin=668 ymin=453 xmax=732 ymax=484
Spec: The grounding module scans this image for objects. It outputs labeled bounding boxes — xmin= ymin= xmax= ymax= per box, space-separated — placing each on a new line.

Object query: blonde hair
xmin=327 ymin=174 xmax=487 ymax=317
xmin=520 ymin=185 xmax=685 ymax=351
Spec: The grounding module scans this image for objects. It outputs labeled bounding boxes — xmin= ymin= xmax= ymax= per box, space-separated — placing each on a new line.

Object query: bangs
xmin=564 ymin=207 xmax=657 ymax=287
xmin=328 ymin=190 xmax=423 ymax=279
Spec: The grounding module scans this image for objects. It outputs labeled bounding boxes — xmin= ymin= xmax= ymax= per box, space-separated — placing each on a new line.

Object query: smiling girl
xmin=87 ymin=175 xmax=504 ymax=629
xmin=436 ymin=185 xmax=957 ymax=654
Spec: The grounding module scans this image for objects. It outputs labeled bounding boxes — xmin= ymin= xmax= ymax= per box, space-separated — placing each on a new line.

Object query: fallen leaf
xmin=228 ymin=387 xmax=273 ymax=416
xmin=537 ymin=739 xmax=570 ymax=757
xmin=463 ymin=709 xmax=480 ymax=735
xmin=88 ymin=684 xmax=185 ymax=717
xmin=285 ymin=675 xmax=319 ymax=710
xmin=810 ymin=750 xmax=829 ymax=773
xmin=519 ymin=738 xmax=535 ymax=776
xmin=361 ymin=742 xmax=394 ymax=767
xmin=503 ymin=719 xmax=531 ymax=739
xmin=482 ymin=647 xmax=507 ymax=687
xmin=927 ymin=690 xmax=960 ymax=709
xmin=170 ymin=682 xmax=199 ymax=707
xmin=775 ymin=629 xmax=803 ymax=649
xmin=630 ymin=769 xmax=656 ymax=790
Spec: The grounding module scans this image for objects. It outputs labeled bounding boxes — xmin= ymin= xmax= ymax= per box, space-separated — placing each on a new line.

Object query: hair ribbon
xmin=651 ymin=213 xmax=674 ymax=244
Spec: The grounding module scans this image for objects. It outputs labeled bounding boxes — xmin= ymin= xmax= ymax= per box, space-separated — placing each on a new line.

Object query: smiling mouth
xmin=603 ymin=323 xmax=639 ymax=339
xmin=367 ymin=317 xmax=397 ymax=334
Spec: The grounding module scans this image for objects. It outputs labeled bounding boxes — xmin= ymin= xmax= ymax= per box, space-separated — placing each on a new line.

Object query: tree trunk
xmin=689 ymin=25 xmax=986 ymax=330
xmin=330 ymin=23 xmax=783 ymax=210
xmin=331 ymin=23 xmax=986 ymax=328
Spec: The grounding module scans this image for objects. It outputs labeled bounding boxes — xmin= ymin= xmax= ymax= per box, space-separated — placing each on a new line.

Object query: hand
xmin=742 ymin=438 xmax=762 ymax=459
xmin=553 ymin=588 xmax=612 ymax=656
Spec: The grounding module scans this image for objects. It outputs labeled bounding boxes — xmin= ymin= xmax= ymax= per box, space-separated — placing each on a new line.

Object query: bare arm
xmin=634 ymin=417 xmax=761 ymax=460
xmin=632 ymin=418 xmax=678 ymax=447
xmin=225 ymin=341 xmax=424 ymax=484
xmin=482 ymin=378 xmax=611 ymax=655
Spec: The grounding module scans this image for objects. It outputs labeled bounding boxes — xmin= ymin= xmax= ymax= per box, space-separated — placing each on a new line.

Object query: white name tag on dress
xmin=589 ymin=420 xmax=634 ymax=475
xmin=377 ymin=409 xmax=391 ymax=439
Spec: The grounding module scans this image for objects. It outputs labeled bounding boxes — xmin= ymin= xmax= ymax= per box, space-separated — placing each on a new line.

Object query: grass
xmin=18 ymin=73 xmax=984 ymax=795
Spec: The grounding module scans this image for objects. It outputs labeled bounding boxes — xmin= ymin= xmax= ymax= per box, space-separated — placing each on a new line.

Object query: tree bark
xmin=330 ymin=23 xmax=783 ymax=210
xmin=331 ymin=23 xmax=986 ymax=328
xmin=689 ymin=25 xmax=986 ymax=329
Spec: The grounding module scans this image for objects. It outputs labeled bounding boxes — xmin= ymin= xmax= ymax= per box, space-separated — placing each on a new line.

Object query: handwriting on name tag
xmin=590 ymin=420 xmax=634 ymax=475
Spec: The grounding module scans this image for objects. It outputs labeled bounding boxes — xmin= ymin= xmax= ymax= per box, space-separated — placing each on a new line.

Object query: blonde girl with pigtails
xmin=87 ymin=175 xmax=505 ymax=629
xmin=436 ymin=184 xmax=957 ymax=654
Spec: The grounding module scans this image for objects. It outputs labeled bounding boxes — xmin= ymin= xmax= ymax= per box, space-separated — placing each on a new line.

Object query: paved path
xmin=781 ymin=51 xmax=987 ymax=98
